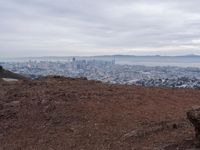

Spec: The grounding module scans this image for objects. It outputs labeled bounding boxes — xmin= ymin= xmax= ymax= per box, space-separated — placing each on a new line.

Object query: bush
xmin=0 ymin=66 xmax=3 ymax=71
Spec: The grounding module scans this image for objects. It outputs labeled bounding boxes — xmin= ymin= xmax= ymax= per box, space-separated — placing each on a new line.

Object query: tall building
xmin=72 ymin=57 xmax=76 ymax=63
xmin=72 ymin=57 xmax=76 ymax=70
xmin=112 ymin=56 xmax=116 ymax=65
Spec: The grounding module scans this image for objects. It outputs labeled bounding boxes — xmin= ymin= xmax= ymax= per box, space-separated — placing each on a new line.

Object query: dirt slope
xmin=0 ymin=66 xmax=28 ymax=80
xmin=0 ymin=76 xmax=199 ymax=150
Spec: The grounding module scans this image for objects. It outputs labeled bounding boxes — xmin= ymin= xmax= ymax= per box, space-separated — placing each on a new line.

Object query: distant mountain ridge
xmin=92 ymin=54 xmax=200 ymax=58
xmin=1 ymin=54 xmax=200 ymax=61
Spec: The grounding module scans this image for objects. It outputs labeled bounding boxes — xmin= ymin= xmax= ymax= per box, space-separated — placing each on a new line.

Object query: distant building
xmin=72 ymin=57 xmax=76 ymax=70
xmin=72 ymin=57 xmax=76 ymax=62
xmin=112 ymin=56 xmax=116 ymax=65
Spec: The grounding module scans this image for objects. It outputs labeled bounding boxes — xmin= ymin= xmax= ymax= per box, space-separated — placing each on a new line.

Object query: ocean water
xmin=92 ymin=56 xmax=200 ymax=68
xmin=117 ymin=61 xmax=200 ymax=68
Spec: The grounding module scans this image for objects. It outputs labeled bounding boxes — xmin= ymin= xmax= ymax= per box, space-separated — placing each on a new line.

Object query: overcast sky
xmin=1 ymin=0 xmax=200 ymax=57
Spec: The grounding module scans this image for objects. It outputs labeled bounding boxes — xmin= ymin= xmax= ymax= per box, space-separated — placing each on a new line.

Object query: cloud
xmin=1 ymin=0 xmax=200 ymax=56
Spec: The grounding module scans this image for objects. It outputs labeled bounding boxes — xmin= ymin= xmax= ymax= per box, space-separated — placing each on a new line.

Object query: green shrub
xmin=0 ymin=66 xmax=3 ymax=71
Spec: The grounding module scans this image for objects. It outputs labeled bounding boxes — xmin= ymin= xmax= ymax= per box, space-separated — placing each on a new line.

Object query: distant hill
xmin=0 ymin=66 xmax=28 ymax=80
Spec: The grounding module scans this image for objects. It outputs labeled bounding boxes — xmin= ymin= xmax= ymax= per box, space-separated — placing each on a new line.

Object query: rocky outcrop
xmin=187 ymin=106 xmax=200 ymax=146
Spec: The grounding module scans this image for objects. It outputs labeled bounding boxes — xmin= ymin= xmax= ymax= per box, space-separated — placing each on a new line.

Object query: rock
xmin=187 ymin=106 xmax=200 ymax=146
xmin=123 ymin=130 xmax=138 ymax=140
xmin=8 ymin=101 xmax=20 ymax=106
xmin=44 ymin=104 xmax=56 ymax=113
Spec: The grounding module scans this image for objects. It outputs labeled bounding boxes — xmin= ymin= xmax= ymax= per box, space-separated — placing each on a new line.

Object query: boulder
xmin=187 ymin=106 xmax=200 ymax=146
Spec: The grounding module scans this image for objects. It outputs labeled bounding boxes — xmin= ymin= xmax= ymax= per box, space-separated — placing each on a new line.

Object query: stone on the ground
xmin=187 ymin=106 xmax=200 ymax=146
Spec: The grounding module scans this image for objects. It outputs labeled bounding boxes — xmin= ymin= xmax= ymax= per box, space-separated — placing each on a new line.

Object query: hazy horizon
xmin=1 ymin=53 xmax=200 ymax=58
xmin=1 ymin=0 xmax=200 ymax=57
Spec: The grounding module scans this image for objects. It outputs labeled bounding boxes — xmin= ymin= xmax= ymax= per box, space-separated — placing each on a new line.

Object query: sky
xmin=1 ymin=0 xmax=200 ymax=57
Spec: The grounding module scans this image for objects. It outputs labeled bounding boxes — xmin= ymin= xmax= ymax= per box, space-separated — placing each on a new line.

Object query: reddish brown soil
xmin=0 ymin=76 xmax=199 ymax=150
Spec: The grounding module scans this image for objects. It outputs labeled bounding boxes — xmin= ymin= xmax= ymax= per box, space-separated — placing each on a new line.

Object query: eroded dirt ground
xmin=0 ymin=76 xmax=200 ymax=150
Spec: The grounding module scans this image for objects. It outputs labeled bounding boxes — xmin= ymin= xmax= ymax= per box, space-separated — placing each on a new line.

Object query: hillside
xmin=0 ymin=66 xmax=27 ymax=80
xmin=0 ymin=76 xmax=199 ymax=149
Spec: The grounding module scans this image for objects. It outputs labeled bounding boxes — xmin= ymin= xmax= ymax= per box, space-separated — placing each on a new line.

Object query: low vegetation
xmin=0 ymin=66 xmax=27 ymax=80
xmin=0 ymin=66 xmax=3 ymax=72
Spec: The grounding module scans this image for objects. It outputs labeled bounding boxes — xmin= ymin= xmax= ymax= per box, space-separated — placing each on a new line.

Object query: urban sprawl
xmin=1 ymin=58 xmax=200 ymax=88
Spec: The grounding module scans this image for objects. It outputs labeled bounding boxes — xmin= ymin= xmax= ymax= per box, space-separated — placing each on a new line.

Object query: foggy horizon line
xmin=1 ymin=53 xmax=200 ymax=59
